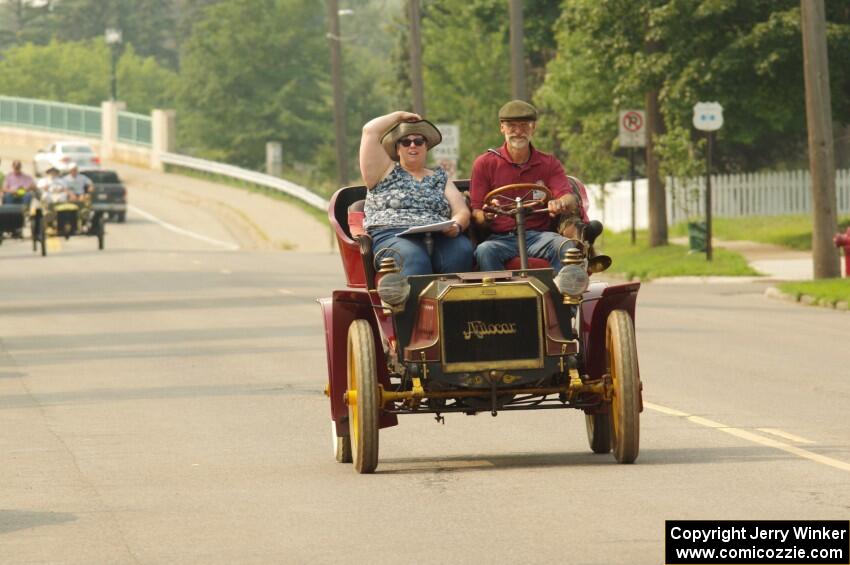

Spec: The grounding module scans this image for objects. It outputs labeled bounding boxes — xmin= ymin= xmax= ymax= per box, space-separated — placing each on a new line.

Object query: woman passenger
xmin=359 ymin=111 xmax=473 ymax=276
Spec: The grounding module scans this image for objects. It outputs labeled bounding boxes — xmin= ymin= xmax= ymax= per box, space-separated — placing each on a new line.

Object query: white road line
xmin=644 ymin=401 xmax=850 ymax=473
xmin=128 ymin=205 xmax=239 ymax=250
xmin=757 ymin=428 xmax=815 ymax=444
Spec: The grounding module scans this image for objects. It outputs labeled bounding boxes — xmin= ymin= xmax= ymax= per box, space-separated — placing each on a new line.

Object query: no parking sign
xmin=618 ymin=110 xmax=646 ymax=148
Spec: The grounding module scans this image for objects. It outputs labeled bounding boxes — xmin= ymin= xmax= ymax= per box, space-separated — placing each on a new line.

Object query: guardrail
xmin=0 ymin=95 xmax=101 ymax=137
xmin=117 ymin=110 xmax=152 ymax=146
xmin=160 ymin=152 xmax=328 ymax=211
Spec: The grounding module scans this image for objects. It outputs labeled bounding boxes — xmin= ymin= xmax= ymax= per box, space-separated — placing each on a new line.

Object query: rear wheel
xmin=96 ymin=213 xmax=105 ymax=250
xmin=332 ymin=422 xmax=352 ymax=463
xmin=347 ymin=319 xmax=379 ymax=473
xmin=117 ymin=212 xmax=126 ymax=223
xmin=585 ymin=412 xmax=612 ymax=454
xmin=606 ymin=310 xmax=640 ymax=463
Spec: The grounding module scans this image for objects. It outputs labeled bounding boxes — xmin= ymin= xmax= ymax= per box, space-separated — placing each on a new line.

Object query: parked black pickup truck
xmin=85 ymin=170 xmax=127 ymax=223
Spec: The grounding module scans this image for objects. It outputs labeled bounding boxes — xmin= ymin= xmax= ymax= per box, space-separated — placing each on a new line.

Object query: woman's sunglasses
xmin=398 ymin=137 xmax=426 ymax=147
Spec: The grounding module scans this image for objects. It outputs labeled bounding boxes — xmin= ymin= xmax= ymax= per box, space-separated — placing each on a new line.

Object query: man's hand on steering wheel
xmin=547 ymin=193 xmax=578 ymax=217
xmin=481 ymin=183 xmax=553 ymax=220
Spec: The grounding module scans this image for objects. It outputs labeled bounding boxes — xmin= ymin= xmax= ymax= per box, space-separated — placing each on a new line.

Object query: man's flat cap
xmin=498 ymin=100 xmax=538 ymax=121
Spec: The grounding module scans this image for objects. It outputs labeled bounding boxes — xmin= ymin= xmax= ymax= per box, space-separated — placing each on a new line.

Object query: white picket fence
xmin=586 ymin=169 xmax=850 ymax=232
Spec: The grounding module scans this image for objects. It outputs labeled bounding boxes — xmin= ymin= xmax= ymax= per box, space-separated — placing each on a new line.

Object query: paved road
xmin=1 ymin=175 xmax=849 ymax=565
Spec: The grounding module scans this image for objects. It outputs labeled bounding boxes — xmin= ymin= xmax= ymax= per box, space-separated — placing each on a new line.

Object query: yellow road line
xmin=644 ymin=401 xmax=850 ymax=473
xmin=757 ymin=427 xmax=815 ymax=444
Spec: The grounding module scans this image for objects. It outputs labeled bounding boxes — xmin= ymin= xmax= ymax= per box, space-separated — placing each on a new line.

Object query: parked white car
xmin=33 ymin=141 xmax=101 ymax=176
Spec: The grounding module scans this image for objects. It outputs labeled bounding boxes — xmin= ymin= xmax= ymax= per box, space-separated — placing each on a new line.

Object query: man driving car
xmin=469 ymin=100 xmax=589 ymax=271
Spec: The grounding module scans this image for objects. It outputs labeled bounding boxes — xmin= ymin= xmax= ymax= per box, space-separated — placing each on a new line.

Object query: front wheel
xmin=347 ymin=319 xmax=379 ymax=473
xmin=606 ymin=310 xmax=640 ymax=463
xmin=585 ymin=412 xmax=612 ymax=454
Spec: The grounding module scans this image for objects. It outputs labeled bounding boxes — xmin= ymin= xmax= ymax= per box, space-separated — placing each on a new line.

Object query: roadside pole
xmin=629 ymin=147 xmax=636 ymax=245
xmin=508 ymin=0 xmax=526 ymax=100
xmin=619 ymin=110 xmax=646 ymax=245
xmin=326 ymin=0 xmax=348 ymax=187
xmin=693 ymin=102 xmax=723 ymax=262
xmin=705 ymin=131 xmax=713 ymax=261
xmin=408 ymin=0 xmax=425 ymax=115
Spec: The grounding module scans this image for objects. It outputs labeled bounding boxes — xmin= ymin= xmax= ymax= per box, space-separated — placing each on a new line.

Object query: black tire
xmin=96 ymin=213 xmax=105 ymax=250
xmin=606 ymin=310 xmax=640 ymax=463
xmin=31 ymin=213 xmax=39 ymax=252
xmin=39 ymin=216 xmax=47 ymax=257
xmin=332 ymin=422 xmax=352 ymax=463
xmin=585 ymin=412 xmax=612 ymax=454
xmin=347 ymin=319 xmax=379 ymax=473
xmin=117 ymin=212 xmax=126 ymax=223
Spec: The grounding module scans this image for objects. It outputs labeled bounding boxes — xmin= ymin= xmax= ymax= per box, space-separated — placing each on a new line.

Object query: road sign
xmin=432 ymin=123 xmax=460 ymax=161
xmin=618 ymin=110 xmax=646 ymax=148
xmin=693 ymin=102 xmax=724 ymax=131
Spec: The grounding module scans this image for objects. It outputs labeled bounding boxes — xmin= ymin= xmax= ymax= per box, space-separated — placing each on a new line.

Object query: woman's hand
xmin=397 ymin=111 xmax=422 ymax=123
xmin=442 ymin=221 xmax=462 ymax=238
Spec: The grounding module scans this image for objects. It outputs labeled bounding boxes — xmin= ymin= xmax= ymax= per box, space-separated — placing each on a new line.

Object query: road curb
xmin=764 ymin=286 xmax=849 ymax=312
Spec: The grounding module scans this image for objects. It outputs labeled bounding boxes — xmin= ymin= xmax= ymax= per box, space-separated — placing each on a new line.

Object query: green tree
xmin=0 ymin=39 xmax=176 ymax=112
xmin=175 ymin=0 xmax=330 ymax=168
xmin=0 ymin=0 xmax=55 ymax=50
xmin=419 ymin=0 xmax=561 ymax=175
xmin=47 ymin=0 xmax=179 ymax=67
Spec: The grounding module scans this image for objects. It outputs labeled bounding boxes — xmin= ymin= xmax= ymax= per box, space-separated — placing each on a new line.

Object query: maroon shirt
xmin=470 ymin=143 xmax=588 ymax=233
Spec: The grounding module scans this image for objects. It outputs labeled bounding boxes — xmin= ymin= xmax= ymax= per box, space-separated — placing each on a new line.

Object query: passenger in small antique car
xmin=470 ymin=100 xmax=590 ymax=271
xmin=359 ymin=111 xmax=472 ymax=276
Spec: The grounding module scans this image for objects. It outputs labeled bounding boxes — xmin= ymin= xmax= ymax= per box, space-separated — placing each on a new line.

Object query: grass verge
xmin=597 ymin=229 xmax=759 ymax=280
xmin=670 ymin=215 xmax=850 ymax=250
xmin=776 ymin=278 xmax=850 ymax=305
xmin=164 ymin=164 xmax=331 ymax=226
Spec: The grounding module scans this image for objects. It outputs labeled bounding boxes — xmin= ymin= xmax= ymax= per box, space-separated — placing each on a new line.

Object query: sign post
xmin=692 ymin=102 xmax=724 ymax=261
xmin=619 ymin=110 xmax=646 ymax=245
xmin=433 ymin=123 xmax=460 ymax=179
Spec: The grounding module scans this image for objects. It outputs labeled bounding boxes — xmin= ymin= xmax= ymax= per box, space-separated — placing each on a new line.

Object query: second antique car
xmin=319 ymin=182 xmax=643 ymax=474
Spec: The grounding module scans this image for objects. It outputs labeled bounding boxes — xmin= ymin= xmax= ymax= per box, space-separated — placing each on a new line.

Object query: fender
xmin=580 ymin=281 xmax=640 ymax=383
xmin=318 ymin=290 xmax=398 ymax=437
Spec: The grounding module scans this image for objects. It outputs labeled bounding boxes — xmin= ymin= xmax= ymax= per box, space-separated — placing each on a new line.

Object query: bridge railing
xmin=0 ymin=95 xmax=101 ymax=137
xmin=160 ymin=152 xmax=327 ymax=211
xmin=117 ymin=110 xmax=152 ymax=146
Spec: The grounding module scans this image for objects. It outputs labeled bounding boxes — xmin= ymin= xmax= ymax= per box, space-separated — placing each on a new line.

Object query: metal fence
xmin=117 ymin=110 xmax=152 ymax=146
xmin=159 ymin=152 xmax=328 ymax=211
xmin=0 ymin=95 xmax=101 ymax=137
xmin=587 ymin=169 xmax=850 ymax=232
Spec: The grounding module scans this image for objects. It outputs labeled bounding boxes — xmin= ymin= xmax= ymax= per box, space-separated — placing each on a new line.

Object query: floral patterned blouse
xmin=363 ymin=164 xmax=451 ymax=232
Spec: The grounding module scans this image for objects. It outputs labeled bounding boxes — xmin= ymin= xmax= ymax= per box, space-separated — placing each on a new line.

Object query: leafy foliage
xmin=0 ymin=39 xmax=177 ymax=113
xmin=420 ymin=0 xmax=561 ymax=175
xmin=175 ymin=0 xmax=330 ymax=168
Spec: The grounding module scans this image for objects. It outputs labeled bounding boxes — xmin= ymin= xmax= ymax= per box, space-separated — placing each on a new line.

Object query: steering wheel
xmin=482 ymin=183 xmax=553 ymax=217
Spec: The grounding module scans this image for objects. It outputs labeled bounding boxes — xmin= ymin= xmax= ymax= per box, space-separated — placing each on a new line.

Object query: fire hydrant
xmin=834 ymin=227 xmax=850 ymax=277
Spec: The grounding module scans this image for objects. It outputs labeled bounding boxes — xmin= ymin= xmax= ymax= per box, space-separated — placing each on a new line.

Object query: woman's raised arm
xmin=359 ymin=111 xmax=420 ymax=188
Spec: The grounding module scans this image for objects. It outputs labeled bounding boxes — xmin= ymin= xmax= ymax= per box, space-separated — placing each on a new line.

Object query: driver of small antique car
xmin=470 ymin=100 xmax=590 ymax=271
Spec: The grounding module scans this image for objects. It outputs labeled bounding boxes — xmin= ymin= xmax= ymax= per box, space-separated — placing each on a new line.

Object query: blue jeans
xmin=475 ymin=230 xmax=573 ymax=271
xmin=2 ymin=192 xmax=32 ymax=206
xmin=371 ymin=228 xmax=474 ymax=276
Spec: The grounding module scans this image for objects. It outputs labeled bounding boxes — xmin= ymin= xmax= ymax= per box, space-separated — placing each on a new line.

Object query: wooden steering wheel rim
xmin=483 ymin=183 xmax=553 ymax=215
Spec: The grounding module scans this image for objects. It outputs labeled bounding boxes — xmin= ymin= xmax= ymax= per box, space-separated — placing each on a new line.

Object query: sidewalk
xmin=668 ymin=237 xmax=814 ymax=282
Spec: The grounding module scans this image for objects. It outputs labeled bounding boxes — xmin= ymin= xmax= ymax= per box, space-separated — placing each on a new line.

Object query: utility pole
xmin=508 ymin=0 xmax=526 ymax=100
xmin=408 ymin=0 xmax=425 ymax=115
xmin=327 ymin=0 xmax=349 ymax=186
xmin=801 ymin=0 xmax=840 ymax=278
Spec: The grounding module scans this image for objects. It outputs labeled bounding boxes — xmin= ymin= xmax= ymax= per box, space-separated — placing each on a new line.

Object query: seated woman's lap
xmin=371 ymin=228 xmax=473 ymax=276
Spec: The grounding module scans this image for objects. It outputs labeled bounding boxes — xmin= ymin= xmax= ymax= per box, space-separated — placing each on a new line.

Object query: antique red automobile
xmin=319 ymin=182 xmax=643 ymax=473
